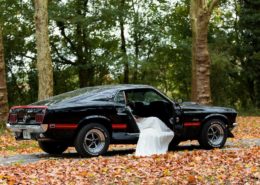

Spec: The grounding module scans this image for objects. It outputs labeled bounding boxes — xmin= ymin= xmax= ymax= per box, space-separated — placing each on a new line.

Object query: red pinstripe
xmin=112 ymin=124 xmax=127 ymax=129
xmin=184 ymin=122 xmax=201 ymax=127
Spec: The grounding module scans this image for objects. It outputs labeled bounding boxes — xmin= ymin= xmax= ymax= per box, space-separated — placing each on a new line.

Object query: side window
xmin=124 ymin=89 xmax=171 ymax=118
xmin=125 ymin=89 xmax=167 ymax=104
xmin=126 ymin=91 xmax=144 ymax=102
xmin=144 ymin=90 xmax=166 ymax=104
xmin=114 ymin=91 xmax=126 ymax=104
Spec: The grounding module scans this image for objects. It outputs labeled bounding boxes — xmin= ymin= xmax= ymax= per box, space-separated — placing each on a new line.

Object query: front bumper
xmin=6 ymin=123 xmax=48 ymax=140
xmin=229 ymin=122 xmax=238 ymax=131
xmin=227 ymin=122 xmax=238 ymax=138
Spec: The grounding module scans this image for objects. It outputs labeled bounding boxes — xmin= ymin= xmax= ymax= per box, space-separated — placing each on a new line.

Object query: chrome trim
xmin=232 ymin=122 xmax=238 ymax=127
xmin=207 ymin=123 xmax=224 ymax=146
xmin=6 ymin=123 xmax=48 ymax=133
xmin=83 ymin=128 xmax=106 ymax=155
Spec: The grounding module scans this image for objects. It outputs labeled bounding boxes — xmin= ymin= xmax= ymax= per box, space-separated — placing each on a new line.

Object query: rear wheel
xmin=75 ymin=123 xmax=110 ymax=157
xmin=38 ymin=141 xmax=68 ymax=154
xmin=199 ymin=119 xmax=227 ymax=149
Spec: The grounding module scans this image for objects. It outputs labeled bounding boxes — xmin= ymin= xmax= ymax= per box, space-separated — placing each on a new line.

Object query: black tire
xmin=75 ymin=123 xmax=110 ymax=157
xmin=168 ymin=137 xmax=181 ymax=150
xmin=38 ymin=141 xmax=68 ymax=154
xmin=199 ymin=119 xmax=227 ymax=149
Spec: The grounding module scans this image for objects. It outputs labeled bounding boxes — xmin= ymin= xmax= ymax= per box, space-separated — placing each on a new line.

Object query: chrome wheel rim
xmin=207 ymin=123 xmax=224 ymax=146
xmin=83 ymin=129 xmax=105 ymax=155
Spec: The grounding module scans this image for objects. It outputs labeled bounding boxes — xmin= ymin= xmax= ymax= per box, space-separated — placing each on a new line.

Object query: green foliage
xmin=239 ymin=0 xmax=260 ymax=108
xmin=0 ymin=0 xmax=258 ymax=114
xmin=0 ymin=121 xmax=5 ymax=134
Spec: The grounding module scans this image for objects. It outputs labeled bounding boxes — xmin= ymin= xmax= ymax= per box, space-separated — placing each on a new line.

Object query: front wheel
xmin=38 ymin=141 xmax=68 ymax=154
xmin=199 ymin=119 xmax=227 ymax=149
xmin=75 ymin=123 xmax=110 ymax=157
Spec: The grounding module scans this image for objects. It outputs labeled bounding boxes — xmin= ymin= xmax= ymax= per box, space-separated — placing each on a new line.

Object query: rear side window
xmin=114 ymin=91 xmax=126 ymax=104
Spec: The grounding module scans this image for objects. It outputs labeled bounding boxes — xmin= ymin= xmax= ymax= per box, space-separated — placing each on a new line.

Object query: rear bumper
xmin=6 ymin=123 xmax=48 ymax=140
xmin=6 ymin=123 xmax=48 ymax=133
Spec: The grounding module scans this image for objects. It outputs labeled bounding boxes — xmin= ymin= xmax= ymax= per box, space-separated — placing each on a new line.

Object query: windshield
xmin=31 ymin=86 xmax=116 ymax=106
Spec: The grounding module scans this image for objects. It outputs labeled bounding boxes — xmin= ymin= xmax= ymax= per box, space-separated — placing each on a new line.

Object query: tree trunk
xmin=0 ymin=25 xmax=8 ymax=124
xmin=255 ymin=72 xmax=260 ymax=108
xmin=119 ymin=0 xmax=129 ymax=84
xmin=34 ymin=0 xmax=53 ymax=100
xmin=190 ymin=0 xmax=219 ymax=105
xmin=133 ymin=31 xmax=139 ymax=83
xmin=78 ymin=65 xmax=94 ymax=87
xmin=76 ymin=0 xmax=94 ymax=88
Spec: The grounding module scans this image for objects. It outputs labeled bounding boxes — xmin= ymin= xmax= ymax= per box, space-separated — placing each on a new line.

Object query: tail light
xmin=35 ymin=114 xmax=45 ymax=124
xmin=9 ymin=113 xmax=17 ymax=124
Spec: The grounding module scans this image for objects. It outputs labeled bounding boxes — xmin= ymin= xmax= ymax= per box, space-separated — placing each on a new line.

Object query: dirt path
xmin=0 ymin=138 xmax=259 ymax=166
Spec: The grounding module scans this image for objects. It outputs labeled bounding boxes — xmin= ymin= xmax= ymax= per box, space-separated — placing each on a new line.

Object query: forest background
xmin=0 ymin=0 xmax=259 ymax=122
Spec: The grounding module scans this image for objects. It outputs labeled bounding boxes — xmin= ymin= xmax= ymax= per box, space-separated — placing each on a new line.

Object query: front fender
xmin=202 ymin=114 xmax=229 ymax=125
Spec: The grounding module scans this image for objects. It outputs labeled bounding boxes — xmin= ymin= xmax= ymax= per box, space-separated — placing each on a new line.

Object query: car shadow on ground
xmin=38 ymin=144 xmax=203 ymax=159
xmin=0 ymin=144 xmax=205 ymax=166
xmin=38 ymin=149 xmax=136 ymax=159
xmin=2 ymin=139 xmax=260 ymax=165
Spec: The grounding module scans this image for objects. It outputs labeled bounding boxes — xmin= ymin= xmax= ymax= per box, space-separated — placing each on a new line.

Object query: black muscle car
xmin=7 ymin=84 xmax=237 ymax=157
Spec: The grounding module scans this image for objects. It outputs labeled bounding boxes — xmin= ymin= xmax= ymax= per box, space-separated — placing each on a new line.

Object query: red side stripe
xmin=112 ymin=124 xmax=127 ymax=129
xmin=51 ymin=124 xmax=78 ymax=129
xmin=11 ymin=105 xmax=48 ymax=109
xmin=184 ymin=122 xmax=201 ymax=127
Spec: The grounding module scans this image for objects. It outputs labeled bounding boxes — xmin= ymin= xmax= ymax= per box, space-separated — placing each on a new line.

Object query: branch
xmin=56 ymin=21 xmax=77 ymax=53
xmin=51 ymin=42 xmax=76 ymax=66
xmin=208 ymin=0 xmax=220 ymax=13
xmin=23 ymin=55 xmax=36 ymax=60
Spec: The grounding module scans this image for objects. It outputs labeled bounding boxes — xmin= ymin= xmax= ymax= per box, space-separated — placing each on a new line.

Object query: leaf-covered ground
xmin=233 ymin=116 xmax=260 ymax=138
xmin=0 ymin=116 xmax=259 ymax=184
xmin=0 ymin=147 xmax=259 ymax=184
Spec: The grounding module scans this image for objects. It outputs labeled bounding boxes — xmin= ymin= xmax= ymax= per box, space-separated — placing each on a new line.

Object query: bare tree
xmin=0 ymin=24 xmax=8 ymax=124
xmin=190 ymin=0 xmax=220 ymax=105
xmin=34 ymin=0 xmax=53 ymax=100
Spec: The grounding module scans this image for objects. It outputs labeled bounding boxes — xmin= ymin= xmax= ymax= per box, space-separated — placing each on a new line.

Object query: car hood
xmin=180 ymin=102 xmax=237 ymax=113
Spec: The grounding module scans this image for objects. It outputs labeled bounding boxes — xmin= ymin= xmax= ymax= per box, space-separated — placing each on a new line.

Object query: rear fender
xmin=76 ymin=115 xmax=112 ymax=136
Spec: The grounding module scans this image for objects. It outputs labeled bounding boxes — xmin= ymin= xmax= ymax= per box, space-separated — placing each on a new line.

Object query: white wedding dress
xmin=135 ymin=117 xmax=174 ymax=156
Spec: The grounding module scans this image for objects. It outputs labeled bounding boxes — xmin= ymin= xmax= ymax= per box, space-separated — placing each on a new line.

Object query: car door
xmin=124 ymin=88 xmax=176 ymax=131
xmin=114 ymin=90 xmax=140 ymax=134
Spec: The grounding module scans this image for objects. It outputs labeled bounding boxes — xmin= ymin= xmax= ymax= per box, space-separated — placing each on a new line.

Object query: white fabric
xmin=135 ymin=117 xmax=174 ymax=156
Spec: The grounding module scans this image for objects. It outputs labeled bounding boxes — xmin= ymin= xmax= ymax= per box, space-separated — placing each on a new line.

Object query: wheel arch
xmin=202 ymin=114 xmax=229 ymax=126
xmin=75 ymin=115 xmax=112 ymax=138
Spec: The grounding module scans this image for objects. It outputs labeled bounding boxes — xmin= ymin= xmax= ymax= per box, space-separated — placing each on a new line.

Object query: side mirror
xmin=174 ymin=99 xmax=183 ymax=108
xmin=177 ymin=99 xmax=183 ymax=104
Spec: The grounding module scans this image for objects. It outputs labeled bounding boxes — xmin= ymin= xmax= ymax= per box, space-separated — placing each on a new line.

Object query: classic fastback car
xmin=7 ymin=84 xmax=237 ymax=157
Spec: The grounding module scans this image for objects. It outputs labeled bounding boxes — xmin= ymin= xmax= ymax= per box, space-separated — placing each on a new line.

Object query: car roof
xmin=31 ymin=84 xmax=154 ymax=106
xmin=102 ymin=84 xmax=154 ymax=91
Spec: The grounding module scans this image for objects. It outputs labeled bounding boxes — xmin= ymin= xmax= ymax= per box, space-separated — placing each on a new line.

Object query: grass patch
xmin=0 ymin=122 xmax=6 ymax=135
